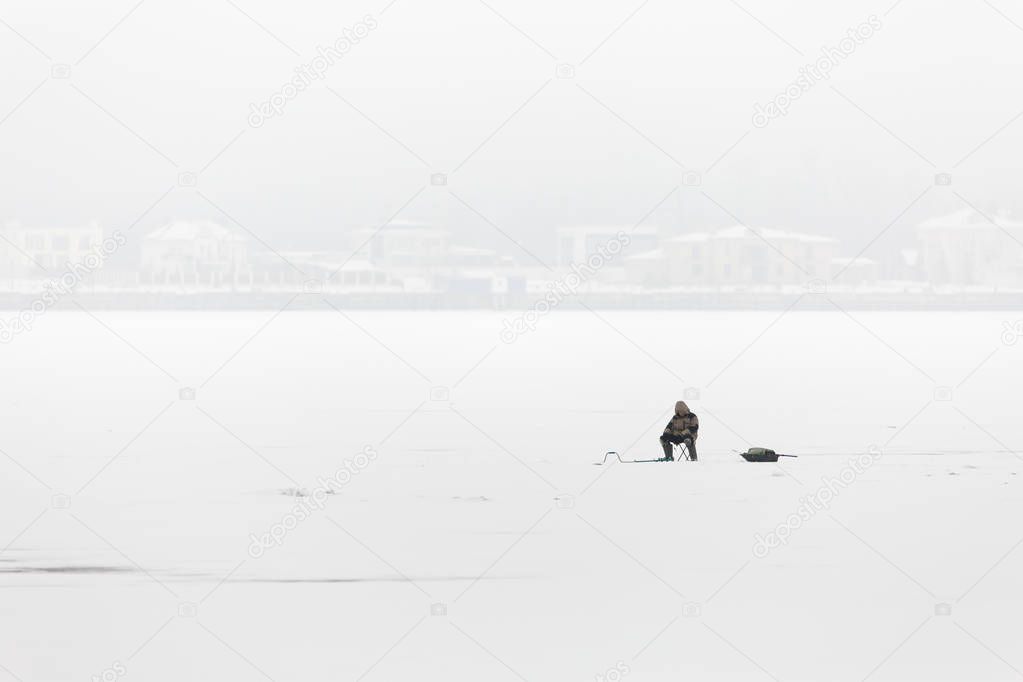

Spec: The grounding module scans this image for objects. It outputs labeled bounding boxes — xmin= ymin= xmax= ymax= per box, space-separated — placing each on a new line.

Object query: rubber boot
xmin=660 ymin=438 xmax=674 ymax=461
xmin=686 ymin=439 xmax=698 ymax=461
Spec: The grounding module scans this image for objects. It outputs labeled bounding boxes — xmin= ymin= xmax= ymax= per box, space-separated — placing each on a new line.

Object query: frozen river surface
xmin=1 ymin=309 xmax=1021 ymax=681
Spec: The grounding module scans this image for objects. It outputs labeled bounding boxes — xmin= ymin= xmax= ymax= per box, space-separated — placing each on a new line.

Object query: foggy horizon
xmin=3 ymin=0 xmax=1023 ymax=261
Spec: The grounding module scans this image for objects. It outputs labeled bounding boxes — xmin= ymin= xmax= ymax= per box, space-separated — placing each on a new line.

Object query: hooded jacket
xmin=661 ymin=400 xmax=699 ymax=441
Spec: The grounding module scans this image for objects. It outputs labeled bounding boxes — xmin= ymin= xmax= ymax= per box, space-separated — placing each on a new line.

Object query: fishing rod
xmin=596 ymin=447 xmax=798 ymax=465
xmin=594 ymin=450 xmax=668 ymax=465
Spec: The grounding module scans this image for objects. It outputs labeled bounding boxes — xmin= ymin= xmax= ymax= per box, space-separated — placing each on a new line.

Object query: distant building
xmin=272 ymin=251 xmax=392 ymax=289
xmin=0 ymin=221 xmax=104 ymax=279
xmin=555 ymin=226 xmax=658 ymax=268
xmin=873 ymin=248 xmax=922 ymax=282
xmin=627 ymin=225 xmax=836 ymax=287
xmin=448 ymin=246 xmax=498 ymax=268
xmin=918 ymin=209 xmax=1023 ymax=287
xmin=346 ymin=220 xmax=519 ymax=294
xmin=141 ymin=220 xmax=250 ymax=286
xmin=349 ymin=219 xmax=450 ymax=269
xmin=327 ymin=259 xmax=391 ymax=288
xmin=830 ymin=257 xmax=879 ymax=286
xmin=622 ymin=248 xmax=668 ymax=287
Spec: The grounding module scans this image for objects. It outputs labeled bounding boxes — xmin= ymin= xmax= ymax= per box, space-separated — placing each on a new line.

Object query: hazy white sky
xmin=2 ymin=0 xmax=1022 ymax=259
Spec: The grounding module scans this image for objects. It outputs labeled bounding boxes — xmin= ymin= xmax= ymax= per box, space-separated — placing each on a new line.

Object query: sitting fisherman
xmin=659 ymin=400 xmax=699 ymax=461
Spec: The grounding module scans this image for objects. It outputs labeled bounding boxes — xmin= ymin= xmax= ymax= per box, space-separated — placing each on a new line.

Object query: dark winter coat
xmin=661 ymin=400 xmax=699 ymax=442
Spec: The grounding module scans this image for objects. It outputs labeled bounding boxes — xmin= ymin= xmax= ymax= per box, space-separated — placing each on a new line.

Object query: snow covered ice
xmin=1 ymin=310 xmax=1021 ymax=681
xmin=4 ymin=0 xmax=1023 ymax=677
